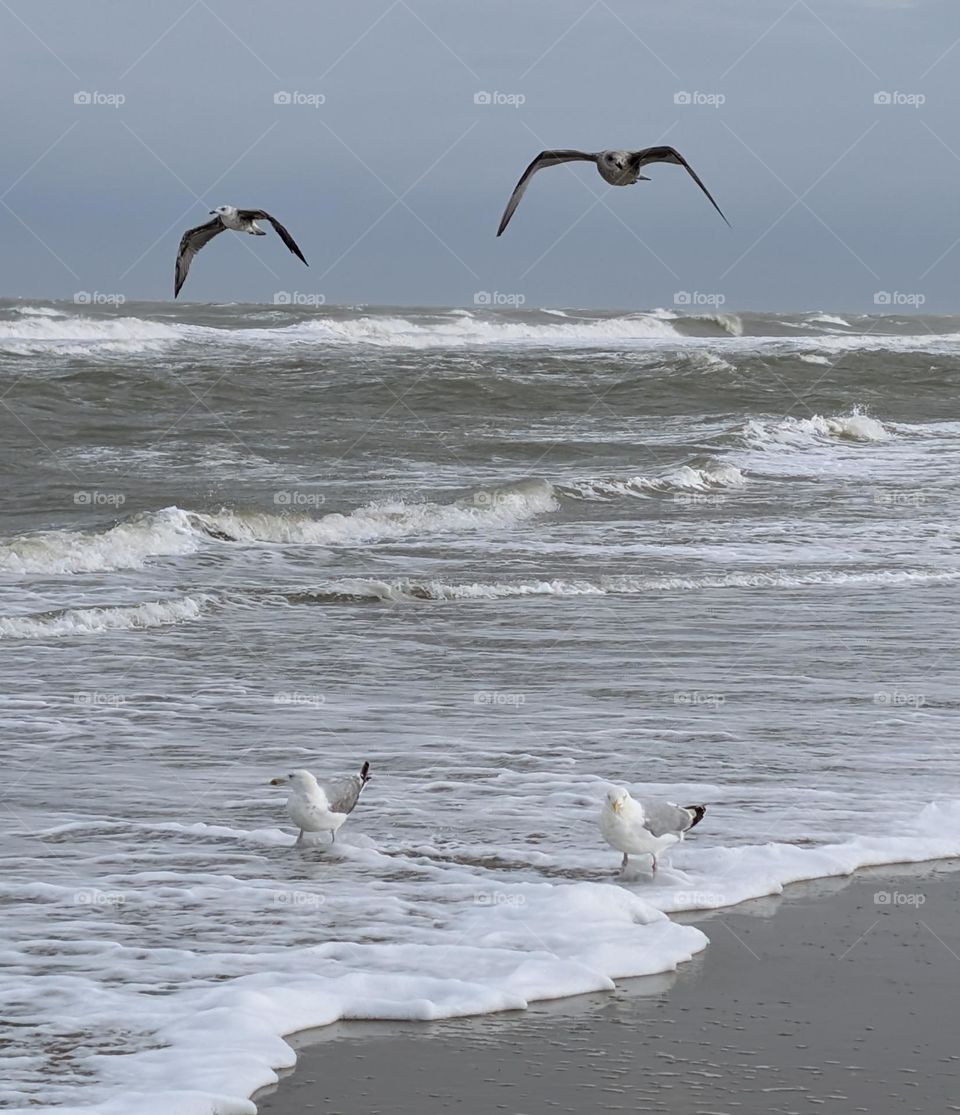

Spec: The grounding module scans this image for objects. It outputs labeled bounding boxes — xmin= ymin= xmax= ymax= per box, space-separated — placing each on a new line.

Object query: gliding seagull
xmin=497 ymin=146 xmax=730 ymax=236
xmin=174 ymin=205 xmax=308 ymax=297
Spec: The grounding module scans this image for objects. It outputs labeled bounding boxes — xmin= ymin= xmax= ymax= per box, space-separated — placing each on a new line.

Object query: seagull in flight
xmin=599 ymin=786 xmax=706 ymax=875
xmin=270 ymin=761 xmax=370 ymax=846
xmin=497 ymin=146 xmax=730 ymax=236
xmin=174 ymin=205 xmax=308 ymax=298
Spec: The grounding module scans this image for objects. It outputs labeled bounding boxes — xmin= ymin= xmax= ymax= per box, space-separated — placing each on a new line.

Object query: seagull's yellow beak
xmin=611 ymin=798 xmax=622 ymax=814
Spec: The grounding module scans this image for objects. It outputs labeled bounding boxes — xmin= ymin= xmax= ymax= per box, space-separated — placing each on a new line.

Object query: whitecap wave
xmin=0 ymin=596 xmax=207 ymax=639
xmin=0 ymin=483 xmax=557 ymax=576
xmin=0 ymin=313 xmax=184 ymax=355
xmin=742 ymin=412 xmax=889 ymax=447
xmin=561 ymin=460 xmax=745 ymax=501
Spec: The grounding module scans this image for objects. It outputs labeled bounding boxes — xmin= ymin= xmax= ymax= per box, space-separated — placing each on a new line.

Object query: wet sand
xmin=254 ymin=860 xmax=960 ymax=1114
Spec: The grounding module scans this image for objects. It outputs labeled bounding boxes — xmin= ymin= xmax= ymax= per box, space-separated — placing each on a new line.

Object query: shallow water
xmin=2 ymin=299 xmax=959 ymax=1113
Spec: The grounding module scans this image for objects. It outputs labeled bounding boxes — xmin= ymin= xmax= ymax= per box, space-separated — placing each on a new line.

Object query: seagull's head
xmin=270 ymin=769 xmax=315 ymax=790
xmin=606 ymin=786 xmax=630 ymax=814
xmin=209 ymin=205 xmax=235 ymax=216
xmin=602 ymin=151 xmax=626 ymax=172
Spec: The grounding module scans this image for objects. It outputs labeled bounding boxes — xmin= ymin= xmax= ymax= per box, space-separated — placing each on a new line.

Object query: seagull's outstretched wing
xmin=325 ymin=760 xmax=370 ymax=815
xmin=639 ymin=799 xmax=706 ymax=837
xmin=628 ymin=146 xmax=731 ymax=227
xmin=496 ymin=150 xmax=597 ymax=236
xmin=237 ymin=210 xmax=309 ymax=266
xmin=174 ymin=217 xmax=226 ymax=298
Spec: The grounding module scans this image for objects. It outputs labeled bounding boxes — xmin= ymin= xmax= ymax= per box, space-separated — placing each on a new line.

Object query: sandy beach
xmin=255 ymin=860 xmax=960 ymax=1114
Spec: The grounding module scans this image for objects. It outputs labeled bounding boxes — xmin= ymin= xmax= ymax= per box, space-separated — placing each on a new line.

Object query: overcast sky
xmin=0 ymin=0 xmax=957 ymax=311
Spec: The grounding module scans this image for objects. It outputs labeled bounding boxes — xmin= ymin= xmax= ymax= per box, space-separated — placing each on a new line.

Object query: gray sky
xmin=0 ymin=0 xmax=957 ymax=311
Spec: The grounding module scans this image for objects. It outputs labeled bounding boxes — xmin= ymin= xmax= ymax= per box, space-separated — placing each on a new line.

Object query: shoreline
xmin=253 ymin=858 xmax=960 ymax=1114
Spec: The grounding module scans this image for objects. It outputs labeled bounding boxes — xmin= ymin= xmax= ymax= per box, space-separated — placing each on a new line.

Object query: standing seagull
xmin=270 ymin=761 xmax=370 ymax=846
xmin=174 ymin=205 xmax=308 ymax=297
xmin=599 ymin=786 xmax=706 ymax=875
xmin=497 ymin=146 xmax=730 ymax=236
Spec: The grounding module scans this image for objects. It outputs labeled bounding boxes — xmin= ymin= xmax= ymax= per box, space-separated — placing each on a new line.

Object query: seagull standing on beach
xmin=600 ymin=786 xmax=706 ymax=875
xmin=270 ymin=762 xmax=370 ymax=845
xmin=496 ymin=146 xmax=730 ymax=236
xmin=174 ymin=205 xmax=308 ymax=297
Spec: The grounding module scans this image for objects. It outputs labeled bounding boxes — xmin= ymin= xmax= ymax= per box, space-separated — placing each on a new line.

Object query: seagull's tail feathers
xmin=684 ymin=804 xmax=707 ymax=829
xmin=359 ymin=760 xmax=371 ymax=788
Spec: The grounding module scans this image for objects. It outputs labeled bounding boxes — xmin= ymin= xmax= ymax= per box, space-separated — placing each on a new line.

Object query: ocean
xmin=3 ymin=298 xmax=959 ymax=1114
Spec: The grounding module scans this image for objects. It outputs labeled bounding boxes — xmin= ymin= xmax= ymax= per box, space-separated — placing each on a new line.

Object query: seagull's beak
xmin=611 ymin=799 xmax=622 ymax=814
xmin=270 ymin=777 xmax=285 ymax=786
xmin=209 ymin=210 xmax=216 ymax=215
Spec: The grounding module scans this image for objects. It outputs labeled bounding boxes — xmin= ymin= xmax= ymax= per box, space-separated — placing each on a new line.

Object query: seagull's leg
xmin=620 ymin=852 xmax=629 ymax=873
xmin=330 ymin=829 xmax=336 ymax=845
xmin=650 ymin=853 xmax=658 ymax=875
xmin=295 ymin=830 xmax=304 ymax=846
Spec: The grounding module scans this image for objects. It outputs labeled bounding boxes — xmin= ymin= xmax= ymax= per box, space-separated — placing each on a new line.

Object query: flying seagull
xmin=270 ymin=761 xmax=370 ymax=845
xmin=497 ymin=146 xmax=730 ymax=236
xmin=174 ymin=205 xmax=308 ymax=298
xmin=599 ymin=786 xmax=706 ymax=875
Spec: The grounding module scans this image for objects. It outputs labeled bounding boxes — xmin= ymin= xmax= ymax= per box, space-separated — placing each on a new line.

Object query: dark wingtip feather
xmin=360 ymin=760 xmax=370 ymax=784
xmin=684 ymin=804 xmax=707 ymax=829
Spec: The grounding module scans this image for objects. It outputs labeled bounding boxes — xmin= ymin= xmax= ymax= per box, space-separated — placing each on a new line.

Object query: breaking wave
xmin=560 ymin=460 xmax=745 ymax=501
xmin=0 ymin=596 xmax=207 ymax=639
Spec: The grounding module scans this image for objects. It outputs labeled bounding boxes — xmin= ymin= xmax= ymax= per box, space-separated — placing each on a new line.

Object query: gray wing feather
xmin=175 ymin=217 xmax=226 ymax=297
xmin=639 ymin=799 xmax=697 ymax=837
xmin=628 ymin=146 xmax=730 ymax=227
xmin=237 ymin=209 xmax=308 ymax=266
xmin=324 ymin=761 xmax=370 ymax=815
xmin=496 ymin=150 xmax=597 ymax=236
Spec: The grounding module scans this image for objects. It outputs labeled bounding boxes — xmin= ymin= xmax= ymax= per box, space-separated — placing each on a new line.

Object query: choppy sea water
xmin=2 ymin=299 xmax=960 ymax=1114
